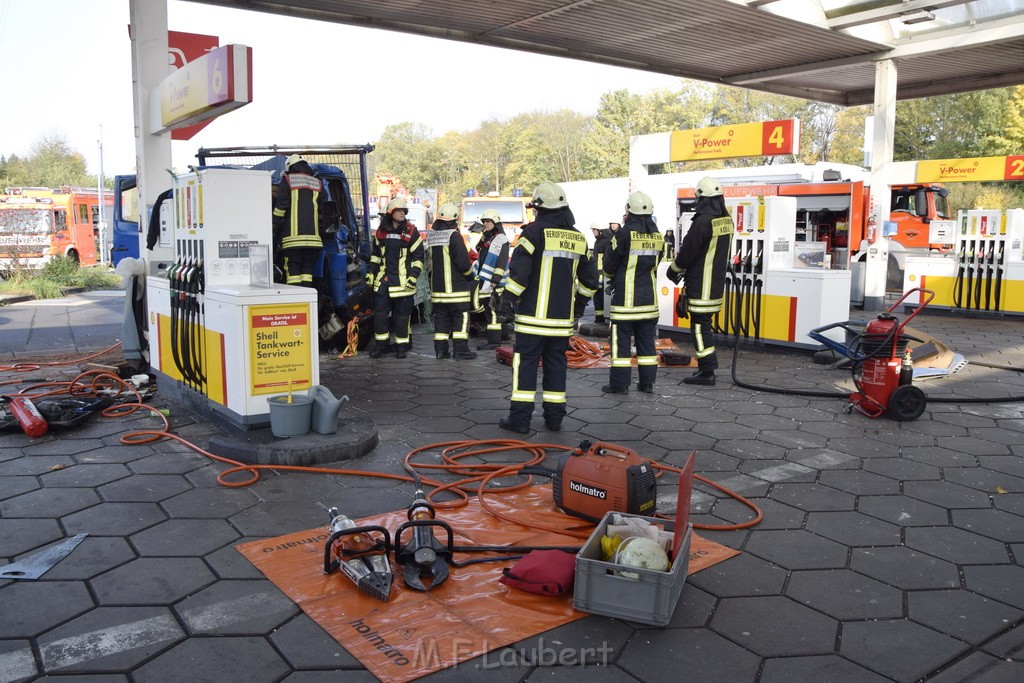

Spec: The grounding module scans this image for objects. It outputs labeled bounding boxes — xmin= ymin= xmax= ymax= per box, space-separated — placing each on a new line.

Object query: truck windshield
xmin=462 ymin=200 xmax=526 ymax=224
xmin=933 ymin=193 xmax=951 ymax=219
xmin=0 ymin=208 xmax=52 ymax=233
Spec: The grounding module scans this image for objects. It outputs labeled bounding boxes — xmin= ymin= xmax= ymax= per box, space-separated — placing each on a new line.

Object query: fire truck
xmin=0 ymin=187 xmax=113 ymax=270
xmin=460 ymin=192 xmax=531 ymax=248
xmin=629 ymin=162 xmax=953 ymax=286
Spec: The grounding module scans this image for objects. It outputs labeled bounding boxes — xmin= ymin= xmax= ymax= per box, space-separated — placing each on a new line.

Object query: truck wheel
xmin=67 ymin=250 xmax=80 ymax=265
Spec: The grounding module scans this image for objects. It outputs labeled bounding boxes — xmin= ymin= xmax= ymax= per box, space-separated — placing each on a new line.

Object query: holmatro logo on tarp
xmin=569 ymin=480 xmax=606 ymax=499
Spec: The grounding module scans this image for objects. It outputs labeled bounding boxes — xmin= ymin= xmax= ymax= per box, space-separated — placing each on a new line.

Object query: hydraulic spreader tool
xmin=808 ymin=288 xmax=933 ymax=421
xmin=323 ymin=508 xmax=394 ymax=601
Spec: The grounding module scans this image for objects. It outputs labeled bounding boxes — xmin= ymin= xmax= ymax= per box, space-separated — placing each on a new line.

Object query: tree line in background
xmin=372 ymin=83 xmax=1024 ymax=210
xmin=1 ymin=134 xmax=102 ymax=190
xmin=3 ymin=85 xmax=1022 ymax=210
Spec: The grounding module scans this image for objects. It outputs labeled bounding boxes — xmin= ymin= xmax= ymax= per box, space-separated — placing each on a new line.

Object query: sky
xmin=0 ymin=0 xmax=684 ymax=179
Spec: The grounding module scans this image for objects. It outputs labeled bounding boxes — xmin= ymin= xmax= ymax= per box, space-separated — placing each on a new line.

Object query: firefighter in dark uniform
xmin=475 ymin=208 xmax=511 ymax=351
xmin=272 ymin=155 xmax=323 ymax=287
xmin=667 ymin=176 xmax=734 ymax=385
xmin=498 ymin=182 xmax=599 ymax=433
xmin=590 ymin=222 xmax=614 ymax=324
xmin=427 ymin=202 xmax=477 ymax=360
xmin=367 ymin=198 xmax=424 ymax=359
xmin=602 ymin=191 xmax=664 ymax=394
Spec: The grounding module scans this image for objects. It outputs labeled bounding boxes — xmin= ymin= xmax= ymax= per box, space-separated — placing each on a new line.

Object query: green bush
xmin=39 ymin=254 xmax=81 ymax=285
xmin=0 ymin=256 xmax=119 ymax=300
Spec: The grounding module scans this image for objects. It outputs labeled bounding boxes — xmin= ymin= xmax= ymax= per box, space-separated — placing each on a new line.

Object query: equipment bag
xmin=499 ymin=550 xmax=576 ymax=596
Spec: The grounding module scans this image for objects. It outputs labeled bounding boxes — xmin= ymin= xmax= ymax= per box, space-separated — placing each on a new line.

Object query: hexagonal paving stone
xmin=909 ymin=589 xmax=1022 ymax=644
xmin=0 ymin=640 xmax=37 ymax=680
xmin=850 ymin=547 xmax=959 ymax=590
xmin=269 ymin=614 xmax=362 ymax=670
xmin=768 ymin=483 xmax=856 ymax=511
xmin=760 ymin=655 xmax=888 ymax=683
xmin=945 ymin=467 xmax=1024 ymax=494
xmin=805 ymin=511 xmax=902 ymax=547
xmin=618 ymin=628 xmax=759 ymax=682
xmin=40 ymin=463 xmax=131 ymax=488
xmin=982 ymin=622 xmax=1024 ymax=660
xmin=714 ymin=439 xmax=787 ymax=460
xmin=816 ymin=470 xmax=900 ymax=495
xmin=953 ymin=508 xmax=1024 ymax=543
xmin=928 ymin=654 xmax=1024 ymax=683
xmin=744 ymin=529 xmax=848 ymax=570
xmin=995 ymin=494 xmax=1024 ymax=515
xmin=127 ymin=451 xmax=209 ymax=475
xmin=645 ymin=430 xmax=717 ymax=451
xmin=132 ymin=636 xmax=290 ymax=682
xmin=36 ymin=606 xmax=184 ymax=674
xmin=787 ymin=568 xmax=902 ymax=620
xmin=686 ymin=551 xmax=788 ymax=597
xmin=905 ymin=526 xmax=1011 ymax=564
xmin=710 ymin=595 xmax=837 ymax=657
xmin=936 ymin=435 xmax=1010 ymax=454
xmin=902 ymin=446 xmax=977 ymax=468
xmin=173 ymin=579 xmax=298 ymax=635
xmin=826 ymin=437 xmax=897 ymax=458
xmin=0 ymin=475 xmax=40 ymax=501
xmin=0 ymin=486 xmax=100 ymax=518
xmin=97 ymin=474 xmax=192 ymax=502
xmin=131 ymin=519 xmax=240 ymax=557
xmin=91 ymin=557 xmax=216 ymax=605
xmin=0 ymin=455 xmax=75 ymax=476
xmin=62 ymin=502 xmax=166 ymax=536
xmin=963 ymin=564 xmax=1024 ymax=609
xmin=161 ymin=487 xmax=260 ymax=518
xmin=0 ymin=518 xmax=64 ymax=557
xmin=979 ymin=455 xmax=1024 ymax=478
xmin=251 ymin=474 xmax=343 ymax=503
xmin=0 ymin=580 xmax=95 ymax=637
xmin=22 ymin=439 xmax=103 ymax=456
xmin=863 ymin=458 xmax=941 ymax=481
xmin=42 ymin=536 xmax=137 ymax=581
xmin=841 ymin=618 xmax=969 ymax=682
xmin=857 ymin=495 xmax=950 ymax=526
xmin=691 ymin=422 xmax=760 ymax=440
xmin=231 ymin=499 xmax=371 ymax=537
xmin=715 ymin=497 xmax=806 ymax=530
xmin=740 ymin=460 xmax=816 ymax=484
xmin=904 ymin=480 xmax=992 ymax=509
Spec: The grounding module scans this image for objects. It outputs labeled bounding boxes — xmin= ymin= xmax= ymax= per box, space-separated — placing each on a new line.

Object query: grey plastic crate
xmin=573 ymin=512 xmax=691 ymax=626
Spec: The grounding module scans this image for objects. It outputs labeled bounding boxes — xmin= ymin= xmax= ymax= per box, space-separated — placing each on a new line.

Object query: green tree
xmin=8 ymin=134 xmax=95 ymax=188
xmin=894 ymin=89 xmax=1011 ymax=160
xmin=987 ymin=85 xmax=1024 ymax=156
xmin=708 ymin=87 xmax=815 ymax=167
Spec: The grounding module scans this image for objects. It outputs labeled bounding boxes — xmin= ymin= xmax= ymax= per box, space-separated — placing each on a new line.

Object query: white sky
xmin=0 ymin=0 xmax=683 ymax=178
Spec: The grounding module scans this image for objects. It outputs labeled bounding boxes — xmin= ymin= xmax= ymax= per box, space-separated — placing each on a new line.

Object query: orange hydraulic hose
xmin=566 ymin=336 xmax=607 ymax=368
xmin=5 ymin=358 xmax=761 ymax=533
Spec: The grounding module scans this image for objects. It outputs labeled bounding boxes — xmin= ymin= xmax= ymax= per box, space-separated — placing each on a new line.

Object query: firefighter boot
xmin=637 ymin=383 xmax=655 ymax=393
xmin=434 ymin=341 xmax=451 ymax=360
xmin=396 ymin=344 xmax=409 ymax=359
xmin=367 ymin=340 xmax=385 ymax=359
xmin=477 ymin=329 xmax=502 ymax=351
xmin=453 ymin=340 xmax=477 ymax=360
xmin=683 ymin=370 xmax=716 ymax=386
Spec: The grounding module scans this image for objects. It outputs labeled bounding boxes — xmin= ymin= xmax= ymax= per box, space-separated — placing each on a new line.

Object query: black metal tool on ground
xmin=323 ymin=508 xmax=393 ymax=601
xmin=394 ymin=492 xmax=453 ymax=591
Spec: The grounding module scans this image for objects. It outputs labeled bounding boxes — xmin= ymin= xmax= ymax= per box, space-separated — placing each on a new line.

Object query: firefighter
xmin=667 ymin=176 xmax=734 ymax=385
xmin=590 ymin=222 xmax=614 ymax=324
xmin=497 ymin=182 xmax=599 ymax=433
xmin=366 ymin=198 xmax=424 ymax=359
xmin=272 ymin=155 xmax=323 ymax=287
xmin=602 ymin=191 xmax=664 ymax=394
xmin=427 ymin=202 xmax=477 ymax=360
xmin=475 ymin=208 xmax=511 ymax=350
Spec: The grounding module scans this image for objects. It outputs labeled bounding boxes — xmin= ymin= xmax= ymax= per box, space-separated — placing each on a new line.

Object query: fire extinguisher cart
xmin=807 ymin=288 xmax=934 ymax=421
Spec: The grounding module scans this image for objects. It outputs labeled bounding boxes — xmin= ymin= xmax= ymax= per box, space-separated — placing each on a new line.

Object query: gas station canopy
xmin=194 ymin=0 xmax=1024 ymax=105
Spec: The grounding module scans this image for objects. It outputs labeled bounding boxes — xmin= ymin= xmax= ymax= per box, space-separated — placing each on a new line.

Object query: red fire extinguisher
xmin=866 ymin=215 xmax=877 ymax=244
xmin=5 ymin=396 xmax=48 ymax=438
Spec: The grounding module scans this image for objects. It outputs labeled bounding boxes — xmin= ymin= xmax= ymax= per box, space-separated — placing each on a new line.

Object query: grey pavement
xmin=2 ymin=291 xmax=1024 ymax=681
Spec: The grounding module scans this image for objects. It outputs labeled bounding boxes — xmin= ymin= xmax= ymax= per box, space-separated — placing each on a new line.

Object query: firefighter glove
xmin=605 ymin=280 xmax=615 ymax=295
xmin=675 ymin=293 xmax=689 ymax=320
xmin=667 ymin=266 xmax=684 ymax=284
xmin=498 ymin=294 xmax=518 ymax=323
xmin=574 ymin=294 xmax=589 ymax=319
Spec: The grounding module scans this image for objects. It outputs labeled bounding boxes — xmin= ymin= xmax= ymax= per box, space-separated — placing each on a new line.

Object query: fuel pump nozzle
xmin=394 ymin=492 xmax=453 ymax=591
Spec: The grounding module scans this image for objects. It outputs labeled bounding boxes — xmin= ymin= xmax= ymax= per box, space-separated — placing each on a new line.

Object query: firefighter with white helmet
xmin=272 ymin=154 xmax=322 ymax=286
xmin=497 ymin=181 xmax=599 ymax=433
xmin=426 ymin=202 xmax=477 ymax=359
xmin=475 ymin=208 xmax=511 ymax=350
xmin=601 ymin=191 xmax=663 ymax=394
xmin=667 ymin=176 xmax=734 ymax=385
xmin=366 ymin=197 xmax=424 ymax=358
